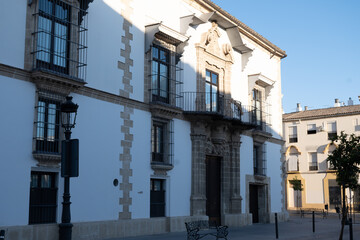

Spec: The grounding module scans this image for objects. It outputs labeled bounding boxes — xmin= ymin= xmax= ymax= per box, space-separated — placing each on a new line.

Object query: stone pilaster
xmin=118 ymin=0 xmax=134 ymax=220
xmin=229 ymin=136 xmax=242 ymax=214
xmin=190 ymin=132 xmax=207 ymax=216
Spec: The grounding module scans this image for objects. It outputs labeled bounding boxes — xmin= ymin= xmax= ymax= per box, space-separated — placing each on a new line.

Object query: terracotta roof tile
xmin=283 ymin=105 xmax=360 ymax=121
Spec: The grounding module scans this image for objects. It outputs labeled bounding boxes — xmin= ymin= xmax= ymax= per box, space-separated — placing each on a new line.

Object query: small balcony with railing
xmin=182 ymin=92 xmax=261 ymax=129
xmin=251 ymin=100 xmax=272 ymax=134
xmin=309 ymin=162 xmax=318 ymax=171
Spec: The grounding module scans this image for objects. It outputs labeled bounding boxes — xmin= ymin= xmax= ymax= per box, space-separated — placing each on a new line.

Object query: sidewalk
xmin=104 ymin=214 xmax=360 ymax=240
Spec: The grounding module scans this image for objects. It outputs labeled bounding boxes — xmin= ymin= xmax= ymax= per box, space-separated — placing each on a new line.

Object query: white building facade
xmin=283 ymin=102 xmax=360 ymax=212
xmin=0 ymin=0 xmax=287 ymax=239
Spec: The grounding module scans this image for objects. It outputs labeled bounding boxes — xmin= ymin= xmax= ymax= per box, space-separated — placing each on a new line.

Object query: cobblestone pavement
xmin=105 ymin=214 xmax=360 ymax=240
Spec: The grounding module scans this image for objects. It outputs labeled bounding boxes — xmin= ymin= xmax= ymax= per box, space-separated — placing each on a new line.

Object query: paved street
xmin=105 ymin=214 xmax=360 ymax=240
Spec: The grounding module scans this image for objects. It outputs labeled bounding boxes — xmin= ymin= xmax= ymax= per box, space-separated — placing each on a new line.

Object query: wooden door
xmin=206 ymin=156 xmax=221 ymax=224
xmin=249 ymin=184 xmax=259 ymax=223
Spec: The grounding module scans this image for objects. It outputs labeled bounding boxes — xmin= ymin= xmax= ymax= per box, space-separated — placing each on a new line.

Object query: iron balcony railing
xmin=309 ymin=162 xmax=318 ymax=171
xmin=182 ymin=92 xmax=270 ymax=130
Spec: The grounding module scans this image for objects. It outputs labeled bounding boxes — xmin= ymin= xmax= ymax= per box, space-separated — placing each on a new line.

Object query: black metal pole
xmin=312 ymin=211 xmax=315 ymax=233
xmin=275 ymin=213 xmax=279 ymax=239
xmin=59 ymin=130 xmax=72 ymax=240
xmin=349 ymin=218 xmax=353 ymax=240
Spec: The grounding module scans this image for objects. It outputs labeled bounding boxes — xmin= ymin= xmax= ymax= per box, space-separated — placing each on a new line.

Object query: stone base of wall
xmin=1 ymin=216 xmax=209 ymax=240
xmin=1 ymin=224 xmax=58 ymax=240
xmin=222 ymin=213 xmax=252 ymax=227
xmin=269 ymin=211 xmax=289 ymax=223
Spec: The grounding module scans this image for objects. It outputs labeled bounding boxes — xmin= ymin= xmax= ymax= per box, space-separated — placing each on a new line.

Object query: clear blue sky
xmin=212 ymin=0 xmax=360 ymax=113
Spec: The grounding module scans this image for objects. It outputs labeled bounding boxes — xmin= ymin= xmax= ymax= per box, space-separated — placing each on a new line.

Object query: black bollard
xmin=312 ymin=211 xmax=315 ymax=233
xmin=0 ymin=230 xmax=5 ymax=240
xmin=275 ymin=213 xmax=279 ymax=239
xmin=349 ymin=218 xmax=353 ymax=240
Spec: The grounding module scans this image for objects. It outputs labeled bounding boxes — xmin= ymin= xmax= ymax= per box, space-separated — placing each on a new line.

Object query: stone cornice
xmin=0 ymin=63 xmax=31 ymax=82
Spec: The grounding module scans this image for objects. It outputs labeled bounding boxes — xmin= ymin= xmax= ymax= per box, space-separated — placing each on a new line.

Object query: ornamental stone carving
xmin=202 ymin=22 xmax=221 ymax=56
xmin=205 ymin=138 xmax=226 ymax=156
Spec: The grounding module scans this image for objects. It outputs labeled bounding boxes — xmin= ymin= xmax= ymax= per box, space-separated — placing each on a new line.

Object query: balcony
xmin=182 ymin=92 xmax=267 ymax=130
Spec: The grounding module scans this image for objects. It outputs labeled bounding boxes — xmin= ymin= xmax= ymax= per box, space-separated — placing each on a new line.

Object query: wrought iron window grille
xmin=151 ymin=119 xmax=174 ymax=166
xmin=149 ymin=45 xmax=183 ymax=108
xmin=253 ymin=144 xmax=267 ymax=176
xmin=31 ymin=0 xmax=89 ymax=81
xmin=29 ymin=171 xmax=58 ymax=224
xmin=33 ymin=91 xmax=65 ymax=154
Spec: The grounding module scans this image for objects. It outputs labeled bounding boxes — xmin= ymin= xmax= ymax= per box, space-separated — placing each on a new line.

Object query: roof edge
xmin=195 ymin=0 xmax=287 ymax=59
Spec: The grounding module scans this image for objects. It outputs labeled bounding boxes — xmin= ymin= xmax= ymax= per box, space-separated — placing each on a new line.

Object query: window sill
xmin=33 ymin=152 xmax=61 ymax=167
xmin=31 ymin=69 xmax=86 ymax=95
xmin=151 ymin=162 xmax=174 ymax=171
xmin=150 ymin=102 xmax=182 ymax=119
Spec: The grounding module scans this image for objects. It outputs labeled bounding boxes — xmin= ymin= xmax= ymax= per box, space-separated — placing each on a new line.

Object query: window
xmin=151 ymin=45 xmax=170 ymax=103
xmin=31 ymin=0 xmax=89 ymax=80
xmin=252 ymin=89 xmax=262 ymax=126
xmin=253 ymin=144 xmax=266 ymax=176
xmin=34 ymin=96 xmax=61 ymax=154
xmin=327 ymin=121 xmax=337 ymax=140
xmin=307 ymin=124 xmax=316 ymax=134
xmin=308 ymin=153 xmax=318 ymax=171
xmin=288 ymin=154 xmax=299 ymax=171
xmin=150 ymin=179 xmax=165 ymax=217
xmin=289 ymin=126 xmax=298 ymax=143
xmin=151 ymin=119 xmax=174 ymax=165
xmin=152 ymin=122 xmax=164 ymax=162
xmin=29 ymin=171 xmax=58 ymax=224
xmin=35 ymin=0 xmax=70 ymax=74
xmin=354 ymin=119 xmax=360 ymax=132
xmin=205 ymin=70 xmax=219 ymax=112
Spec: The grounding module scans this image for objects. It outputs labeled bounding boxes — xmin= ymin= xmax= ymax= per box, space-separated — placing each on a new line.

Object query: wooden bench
xmin=300 ymin=208 xmax=327 ymax=219
xmin=185 ymin=220 xmax=228 ymax=240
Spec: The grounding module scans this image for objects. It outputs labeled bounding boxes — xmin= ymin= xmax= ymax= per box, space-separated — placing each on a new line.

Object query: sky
xmin=212 ymin=0 xmax=360 ymax=113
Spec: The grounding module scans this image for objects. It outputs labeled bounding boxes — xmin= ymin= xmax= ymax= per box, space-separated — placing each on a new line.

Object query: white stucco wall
xmin=239 ymin=135 xmax=253 ymax=212
xmin=86 ymin=0 xmax=124 ymax=95
xmin=267 ymin=142 xmax=282 ymax=212
xmin=303 ymin=173 xmax=325 ymax=204
xmin=169 ymin=119 xmax=192 ymax=217
xmin=0 ymin=0 xmax=26 ymax=68
xmin=130 ymin=109 xmax=152 ymax=219
xmin=0 ymin=77 xmax=36 ymax=226
xmin=70 ymin=94 xmax=124 ymax=222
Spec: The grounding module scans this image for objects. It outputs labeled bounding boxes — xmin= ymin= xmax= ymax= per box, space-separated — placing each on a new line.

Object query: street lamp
xmin=59 ymin=96 xmax=78 ymax=240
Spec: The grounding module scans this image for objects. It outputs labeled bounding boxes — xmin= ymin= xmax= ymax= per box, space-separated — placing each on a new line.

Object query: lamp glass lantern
xmin=61 ymin=96 xmax=78 ymax=133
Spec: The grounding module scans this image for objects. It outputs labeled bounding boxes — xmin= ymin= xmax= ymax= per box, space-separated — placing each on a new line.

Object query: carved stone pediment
xmin=205 ymin=138 xmax=226 ymax=156
xmin=202 ymin=22 xmax=221 ymax=56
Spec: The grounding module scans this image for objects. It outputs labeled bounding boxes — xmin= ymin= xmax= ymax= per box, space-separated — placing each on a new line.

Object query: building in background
xmin=283 ymin=100 xmax=360 ymax=212
xmin=0 ymin=0 xmax=287 ymax=239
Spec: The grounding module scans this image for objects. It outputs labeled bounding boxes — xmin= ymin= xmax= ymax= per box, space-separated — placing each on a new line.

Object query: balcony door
xmin=205 ymin=70 xmax=218 ymax=112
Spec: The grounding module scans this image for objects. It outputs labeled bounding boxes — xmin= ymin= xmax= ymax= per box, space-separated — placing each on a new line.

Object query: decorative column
xmin=190 ymin=122 xmax=207 ymax=216
xmin=230 ymin=135 xmax=242 ymax=214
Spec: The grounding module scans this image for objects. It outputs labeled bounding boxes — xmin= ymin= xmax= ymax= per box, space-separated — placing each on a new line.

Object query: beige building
xmin=283 ymin=99 xmax=360 ymax=212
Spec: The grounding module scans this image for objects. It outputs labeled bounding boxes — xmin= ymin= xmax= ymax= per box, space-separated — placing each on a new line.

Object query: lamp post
xmin=59 ymin=96 xmax=78 ymax=240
